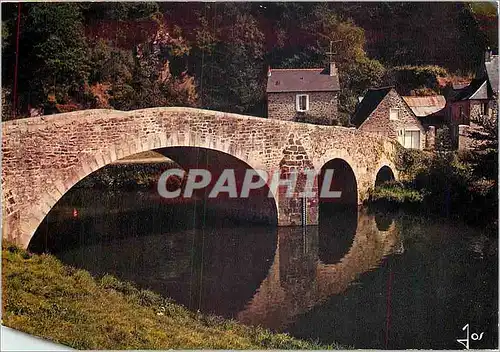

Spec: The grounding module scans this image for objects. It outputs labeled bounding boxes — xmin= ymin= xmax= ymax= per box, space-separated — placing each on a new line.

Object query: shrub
xmin=369 ymin=182 xmax=425 ymax=204
xmin=394 ymin=148 xmax=432 ymax=182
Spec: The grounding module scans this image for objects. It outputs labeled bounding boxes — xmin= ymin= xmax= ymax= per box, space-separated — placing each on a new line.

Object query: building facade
xmin=447 ymin=52 xmax=498 ymax=150
xmin=266 ymin=64 xmax=340 ymax=125
xmin=351 ymin=87 xmax=428 ymax=150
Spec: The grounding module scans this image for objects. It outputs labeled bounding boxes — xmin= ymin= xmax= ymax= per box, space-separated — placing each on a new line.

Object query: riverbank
xmin=366 ymin=182 xmax=497 ymax=236
xmin=1 ymin=243 xmax=342 ymax=350
xmin=365 ymin=149 xmax=497 ymax=235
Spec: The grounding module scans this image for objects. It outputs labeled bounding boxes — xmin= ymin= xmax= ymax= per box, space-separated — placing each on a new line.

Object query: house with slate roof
xmin=447 ymin=50 xmax=498 ymax=149
xmin=449 ymin=51 xmax=498 ymax=125
xmin=266 ymin=62 xmax=340 ymax=125
xmin=351 ymin=87 xmax=428 ymax=150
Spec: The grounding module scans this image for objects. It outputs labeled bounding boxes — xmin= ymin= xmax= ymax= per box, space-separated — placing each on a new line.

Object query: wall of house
xmin=492 ymin=97 xmax=498 ymax=121
xmin=449 ymin=100 xmax=470 ymax=125
xmin=357 ymin=89 xmax=426 ymax=150
xmin=458 ymin=122 xmax=492 ymax=151
xmin=267 ymin=91 xmax=338 ymax=125
xmin=470 ymin=100 xmax=487 ymax=122
xmin=425 ymin=126 xmax=436 ymax=150
xmin=470 ymin=99 xmax=499 ymax=123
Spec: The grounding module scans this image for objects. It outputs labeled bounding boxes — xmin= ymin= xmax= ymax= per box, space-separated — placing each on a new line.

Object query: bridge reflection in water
xmin=238 ymin=207 xmax=400 ymax=331
xmin=30 ymin=188 xmax=401 ymax=338
xmin=27 ymin=184 xmax=498 ymax=349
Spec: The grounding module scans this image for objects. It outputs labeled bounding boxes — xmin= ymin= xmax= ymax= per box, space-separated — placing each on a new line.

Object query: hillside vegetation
xmin=2 ymin=3 xmax=496 ymax=122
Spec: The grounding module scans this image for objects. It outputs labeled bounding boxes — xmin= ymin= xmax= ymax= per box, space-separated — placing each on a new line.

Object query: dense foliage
xmin=1 ymin=2 xmax=496 ymax=120
xmin=370 ymin=145 xmax=497 ymax=231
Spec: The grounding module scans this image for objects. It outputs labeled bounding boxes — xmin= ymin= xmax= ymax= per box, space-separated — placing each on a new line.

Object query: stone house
xmin=447 ymin=51 xmax=498 ymax=149
xmin=266 ymin=63 xmax=340 ymax=125
xmin=351 ymin=87 xmax=430 ymax=150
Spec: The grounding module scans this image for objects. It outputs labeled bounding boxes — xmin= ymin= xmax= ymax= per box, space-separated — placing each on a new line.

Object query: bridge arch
xmin=24 ymin=136 xmax=279 ymax=249
xmin=317 ymin=158 xmax=358 ymax=264
xmin=2 ymin=107 xmax=400 ymax=248
xmin=375 ymin=165 xmax=396 ymax=188
xmin=318 ymin=157 xmax=359 ymax=205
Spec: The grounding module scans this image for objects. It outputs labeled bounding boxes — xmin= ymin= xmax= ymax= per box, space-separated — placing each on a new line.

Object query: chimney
xmin=267 ymin=66 xmax=271 ymax=77
xmin=329 ymin=62 xmax=337 ymax=76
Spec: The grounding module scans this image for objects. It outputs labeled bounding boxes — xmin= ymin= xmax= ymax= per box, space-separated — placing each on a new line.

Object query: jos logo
xmin=456 ymin=324 xmax=484 ymax=350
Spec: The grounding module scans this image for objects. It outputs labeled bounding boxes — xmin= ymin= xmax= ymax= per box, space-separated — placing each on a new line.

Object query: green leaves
xmin=2 ymin=2 xmax=493 ymax=119
xmin=1 ymin=3 xmax=90 ymax=108
xmin=383 ymin=65 xmax=449 ymax=95
xmin=190 ymin=3 xmax=266 ymax=114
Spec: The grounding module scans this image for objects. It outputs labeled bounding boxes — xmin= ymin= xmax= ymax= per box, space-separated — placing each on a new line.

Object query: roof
xmin=455 ymin=78 xmax=489 ymax=101
xmin=456 ymin=55 xmax=498 ymax=101
xmin=469 ymin=80 xmax=489 ymax=100
xmin=452 ymin=83 xmax=469 ymax=90
xmin=402 ymin=95 xmax=446 ymax=117
xmin=266 ymin=68 xmax=340 ymax=93
xmin=351 ymin=87 xmax=393 ymax=127
xmin=485 ymin=55 xmax=498 ymax=94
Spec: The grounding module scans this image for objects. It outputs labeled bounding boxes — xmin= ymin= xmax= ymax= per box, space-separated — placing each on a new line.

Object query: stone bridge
xmin=2 ymin=107 xmax=399 ymax=248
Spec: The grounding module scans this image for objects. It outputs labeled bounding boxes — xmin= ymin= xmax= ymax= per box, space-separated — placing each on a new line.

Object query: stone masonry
xmin=2 ymin=107 xmax=399 ymax=248
xmin=357 ymin=89 xmax=426 ymax=150
xmin=268 ymin=91 xmax=338 ymax=125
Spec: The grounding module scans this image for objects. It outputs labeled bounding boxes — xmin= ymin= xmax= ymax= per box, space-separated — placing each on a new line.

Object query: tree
xmin=264 ymin=4 xmax=385 ymax=123
xmin=81 ymin=2 xmax=160 ymax=22
xmin=128 ymin=15 xmax=198 ymax=110
xmin=469 ymin=2 xmax=498 ymax=52
xmin=189 ymin=3 xmax=266 ymax=115
xmin=87 ymin=39 xmax=135 ymax=109
xmin=2 ymin=3 xmax=91 ymax=114
xmin=382 ymin=65 xmax=449 ymax=95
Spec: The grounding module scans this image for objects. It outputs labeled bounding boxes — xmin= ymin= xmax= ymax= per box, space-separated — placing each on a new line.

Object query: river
xmin=30 ymin=187 xmax=498 ymax=349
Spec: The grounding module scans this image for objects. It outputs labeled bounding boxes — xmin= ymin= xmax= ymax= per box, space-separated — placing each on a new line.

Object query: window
xmin=404 ymin=130 xmax=420 ymax=149
xmin=483 ymin=102 xmax=489 ymax=116
xmin=296 ymin=94 xmax=309 ymax=112
xmin=397 ymin=129 xmax=420 ymax=149
xmin=389 ymin=108 xmax=400 ymax=121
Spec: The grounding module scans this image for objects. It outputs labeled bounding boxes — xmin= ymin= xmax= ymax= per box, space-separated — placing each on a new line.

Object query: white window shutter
xmin=397 ymin=129 xmax=404 ymax=145
xmin=296 ymin=95 xmax=300 ymax=111
xmin=413 ymin=131 xmax=421 ymax=149
xmin=305 ymin=95 xmax=309 ymax=111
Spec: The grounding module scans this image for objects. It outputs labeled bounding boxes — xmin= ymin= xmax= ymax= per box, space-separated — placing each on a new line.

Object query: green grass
xmin=2 ymin=243 xmax=342 ymax=350
xmin=369 ymin=182 xmax=424 ymax=204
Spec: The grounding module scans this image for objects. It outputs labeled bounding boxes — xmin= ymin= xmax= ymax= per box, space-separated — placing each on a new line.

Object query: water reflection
xmin=287 ymin=215 xmax=498 ymax=349
xmin=56 ymin=226 xmax=277 ymax=317
xmin=318 ymin=203 xmax=358 ymax=264
xmin=30 ymin=190 xmax=277 ymax=318
xmin=29 ymin=188 xmax=497 ymax=349
xmin=238 ymin=208 xmax=400 ymax=330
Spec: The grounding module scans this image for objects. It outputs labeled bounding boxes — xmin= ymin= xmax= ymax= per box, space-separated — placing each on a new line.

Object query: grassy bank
xmin=1 ymin=243 xmax=341 ymax=350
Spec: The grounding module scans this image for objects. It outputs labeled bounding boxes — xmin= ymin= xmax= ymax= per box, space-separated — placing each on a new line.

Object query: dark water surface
xmin=31 ymin=188 xmax=498 ymax=349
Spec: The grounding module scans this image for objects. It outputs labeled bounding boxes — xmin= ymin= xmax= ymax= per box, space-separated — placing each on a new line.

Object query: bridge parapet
xmin=2 ymin=107 xmax=399 ymax=248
